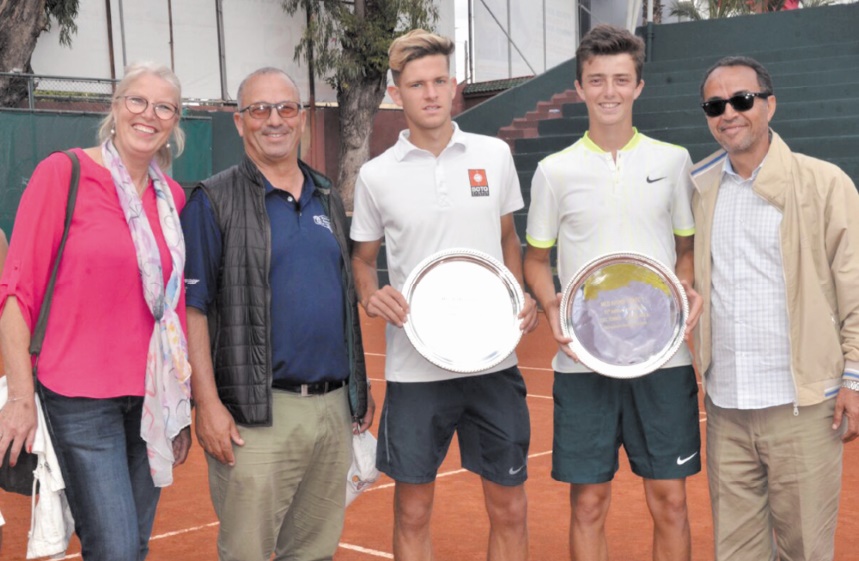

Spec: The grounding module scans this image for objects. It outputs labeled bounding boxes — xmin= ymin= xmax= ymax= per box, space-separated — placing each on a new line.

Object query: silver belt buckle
xmin=300 ymin=384 xmax=310 ymax=397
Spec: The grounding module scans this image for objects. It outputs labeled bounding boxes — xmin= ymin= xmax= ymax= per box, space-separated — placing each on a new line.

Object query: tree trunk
xmin=335 ymin=73 xmax=387 ymax=210
xmin=0 ymin=0 xmax=48 ymax=107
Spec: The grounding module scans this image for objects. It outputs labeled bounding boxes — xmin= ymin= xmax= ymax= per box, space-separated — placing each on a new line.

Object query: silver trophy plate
xmin=402 ymin=248 xmax=524 ymax=373
xmin=560 ymin=252 xmax=689 ymax=379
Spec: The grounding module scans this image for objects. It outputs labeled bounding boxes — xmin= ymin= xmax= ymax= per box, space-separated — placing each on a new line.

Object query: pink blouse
xmin=0 ymin=148 xmax=187 ymax=398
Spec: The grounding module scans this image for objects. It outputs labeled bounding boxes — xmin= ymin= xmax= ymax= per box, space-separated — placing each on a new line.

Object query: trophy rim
xmin=559 ymin=251 xmax=689 ymax=379
xmin=402 ymin=248 xmax=525 ymax=374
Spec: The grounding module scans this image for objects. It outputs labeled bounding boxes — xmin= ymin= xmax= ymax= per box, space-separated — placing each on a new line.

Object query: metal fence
xmin=0 ymin=72 xmax=118 ymax=111
xmin=0 ymin=72 xmax=240 ymax=114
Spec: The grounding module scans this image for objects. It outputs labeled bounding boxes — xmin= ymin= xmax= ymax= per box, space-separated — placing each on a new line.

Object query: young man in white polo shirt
xmin=351 ymin=29 xmax=538 ymax=561
xmin=524 ymin=25 xmax=703 ymax=561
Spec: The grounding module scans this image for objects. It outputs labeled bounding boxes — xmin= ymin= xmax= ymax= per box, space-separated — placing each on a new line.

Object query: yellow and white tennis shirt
xmin=526 ymin=130 xmax=695 ymax=373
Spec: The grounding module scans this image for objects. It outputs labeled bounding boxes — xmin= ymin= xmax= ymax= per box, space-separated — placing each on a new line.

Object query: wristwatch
xmin=842 ymin=379 xmax=859 ymax=392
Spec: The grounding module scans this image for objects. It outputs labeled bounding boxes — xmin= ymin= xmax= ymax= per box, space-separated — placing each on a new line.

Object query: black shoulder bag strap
xmin=29 ymin=150 xmax=80 ymax=367
xmin=0 ymin=150 xmax=79 ymax=496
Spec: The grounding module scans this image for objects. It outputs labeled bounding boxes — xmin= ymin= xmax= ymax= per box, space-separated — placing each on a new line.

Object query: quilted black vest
xmin=196 ymin=156 xmax=367 ymax=426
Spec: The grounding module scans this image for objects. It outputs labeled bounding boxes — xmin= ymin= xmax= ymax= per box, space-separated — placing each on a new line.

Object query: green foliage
xmin=282 ymin=0 xmax=438 ymax=91
xmin=670 ymin=0 xmax=747 ymax=19
xmin=670 ymin=0 xmax=835 ymax=19
xmin=46 ymin=0 xmax=79 ymax=47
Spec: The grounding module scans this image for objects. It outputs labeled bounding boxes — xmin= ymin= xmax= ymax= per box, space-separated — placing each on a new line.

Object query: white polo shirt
xmin=526 ymin=130 xmax=695 ymax=373
xmin=351 ymin=122 xmax=524 ymax=382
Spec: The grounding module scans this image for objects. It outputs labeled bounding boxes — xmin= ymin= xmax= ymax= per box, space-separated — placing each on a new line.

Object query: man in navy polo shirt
xmin=181 ymin=67 xmax=373 ymax=561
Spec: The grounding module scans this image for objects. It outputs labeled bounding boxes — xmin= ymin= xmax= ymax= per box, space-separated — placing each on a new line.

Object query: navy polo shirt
xmin=181 ymin=170 xmax=350 ymax=384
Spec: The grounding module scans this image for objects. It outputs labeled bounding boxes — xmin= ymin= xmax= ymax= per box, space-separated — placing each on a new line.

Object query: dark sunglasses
xmin=700 ymin=91 xmax=772 ymax=118
xmin=238 ymin=101 xmax=302 ymax=120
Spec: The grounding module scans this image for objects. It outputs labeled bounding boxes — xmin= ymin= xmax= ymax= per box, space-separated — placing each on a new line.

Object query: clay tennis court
xmin=2 ymin=311 xmax=858 ymax=560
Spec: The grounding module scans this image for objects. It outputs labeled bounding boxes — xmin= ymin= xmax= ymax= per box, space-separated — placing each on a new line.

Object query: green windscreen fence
xmin=0 ymin=110 xmax=212 ymax=236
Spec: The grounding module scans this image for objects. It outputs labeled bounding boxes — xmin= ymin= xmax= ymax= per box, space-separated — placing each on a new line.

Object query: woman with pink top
xmin=0 ymin=62 xmax=192 ymax=561
xmin=0 ymin=228 xmax=7 ymax=554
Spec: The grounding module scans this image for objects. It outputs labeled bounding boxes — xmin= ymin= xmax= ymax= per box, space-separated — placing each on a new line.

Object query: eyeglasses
xmin=121 ymin=95 xmax=179 ymax=120
xmin=701 ymin=92 xmax=772 ymax=118
xmin=238 ymin=101 xmax=302 ymax=120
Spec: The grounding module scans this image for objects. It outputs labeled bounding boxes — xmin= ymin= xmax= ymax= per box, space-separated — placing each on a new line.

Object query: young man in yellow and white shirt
xmin=524 ymin=24 xmax=702 ymax=561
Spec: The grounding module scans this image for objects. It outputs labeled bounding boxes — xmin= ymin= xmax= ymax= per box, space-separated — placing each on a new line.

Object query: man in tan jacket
xmin=691 ymin=55 xmax=859 ymax=561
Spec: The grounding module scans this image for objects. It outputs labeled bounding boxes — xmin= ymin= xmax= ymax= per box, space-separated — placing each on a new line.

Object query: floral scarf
xmin=102 ymin=140 xmax=192 ymax=487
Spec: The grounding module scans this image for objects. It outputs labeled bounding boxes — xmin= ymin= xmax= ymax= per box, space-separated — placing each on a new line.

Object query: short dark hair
xmin=699 ymin=56 xmax=774 ymax=100
xmin=576 ymin=24 xmax=645 ymax=84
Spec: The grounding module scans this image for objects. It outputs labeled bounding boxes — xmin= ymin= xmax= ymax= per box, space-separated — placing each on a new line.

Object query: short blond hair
xmin=388 ymin=29 xmax=454 ymax=85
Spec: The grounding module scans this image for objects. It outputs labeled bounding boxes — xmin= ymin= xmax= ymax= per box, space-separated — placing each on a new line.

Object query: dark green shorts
xmin=552 ymin=365 xmax=701 ymax=483
xmin=377 ymin=367 xmax=531 ymax=486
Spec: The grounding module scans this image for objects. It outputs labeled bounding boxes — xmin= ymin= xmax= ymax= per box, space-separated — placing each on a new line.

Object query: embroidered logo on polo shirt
xmin=313 ymin=215 xmax=332 ymax=232
xmin=469 ymin=169 xmax=490 ymax=197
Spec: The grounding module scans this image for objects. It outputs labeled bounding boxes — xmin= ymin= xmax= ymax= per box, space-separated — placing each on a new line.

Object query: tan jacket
xmin=691 ymin=132 xmax=859 ymax=406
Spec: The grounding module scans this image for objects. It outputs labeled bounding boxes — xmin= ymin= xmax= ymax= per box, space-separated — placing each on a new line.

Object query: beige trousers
xmin=706 ymin=396 xmax=842 ymax=561
xmin=207 ymin=386 xmax=352 ymax=561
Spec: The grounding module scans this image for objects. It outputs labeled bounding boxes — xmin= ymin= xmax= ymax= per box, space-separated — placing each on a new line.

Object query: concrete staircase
xmin=508 ymin=8 xmax=859 ymax=228
xmin=498 ymin=89 xmax=581 ymax=145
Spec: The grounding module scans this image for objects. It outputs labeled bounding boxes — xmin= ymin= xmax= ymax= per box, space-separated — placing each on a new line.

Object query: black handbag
xmin=0 ymin=434 xmax=38 ymax=495
xmin=0 ymin=150 xmax=80 ymax=496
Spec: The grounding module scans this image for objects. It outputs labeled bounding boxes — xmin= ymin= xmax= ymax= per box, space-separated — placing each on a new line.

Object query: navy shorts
xmin=377 ymin=366 xmax=531 ymax=486
xmin=552 ymin=365 xmax=701 ymax=484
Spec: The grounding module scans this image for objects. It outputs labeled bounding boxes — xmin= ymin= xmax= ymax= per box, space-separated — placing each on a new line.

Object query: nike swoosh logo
xmin=646 ymin=175 xmax=666 ymax=183
xmin=508 ymin=465 xmax=526 ymax=475
xmin=676 ymin=452 xmax=699 ymax=465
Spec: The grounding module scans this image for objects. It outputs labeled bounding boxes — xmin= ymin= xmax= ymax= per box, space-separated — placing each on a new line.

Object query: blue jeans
xmin=40 ymin=384 xmax=161 ymax=561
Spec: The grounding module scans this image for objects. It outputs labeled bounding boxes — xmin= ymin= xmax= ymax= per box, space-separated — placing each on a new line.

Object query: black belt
xmin=273 ymin=379 xmax=346 ymax=396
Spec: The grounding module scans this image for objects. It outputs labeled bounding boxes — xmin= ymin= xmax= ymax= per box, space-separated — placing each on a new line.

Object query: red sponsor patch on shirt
xmin=469 ymin=169 xmax=488 ymax=186
xmin=469 ymin=169 xmax=489 ymax=196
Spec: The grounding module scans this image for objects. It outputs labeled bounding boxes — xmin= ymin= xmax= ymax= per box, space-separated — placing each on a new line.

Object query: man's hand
xmin=364 ymin=285 xmax=409 ymax=328
xmin=518 ymin=293 xmax=539 ymax=334
xmin=833 ymin=386 xmax=859 ymax=443
xmin=546 ymin=293 xmax=579 ymax=362
xmin=353 ymin=388 xmax=376 ymax=434
xmin=194 ymin=400 xmax=244 ymax=466
xmin=172 ymin=425 xmax=193 ymax=467
xmin=682 ymin=280 xmax=703 ymax=339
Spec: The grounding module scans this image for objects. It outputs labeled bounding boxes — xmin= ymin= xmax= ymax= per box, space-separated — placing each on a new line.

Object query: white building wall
xmin=591 ymin=0 xmax=629 ymax=28
xmin=30 ymin=0 xmax=455 ymax=103
xmin=220 ymin=0 xmax=322 ymax=102
xmin=30 ymin=1 xmax=114 ymax=82
xmin=545 ymin=2 xmax=578 ymax=70
xmin=175 ymin=0 xmax=229 ymax=100
xmin=470 ymin=0 xmax=576 ymax=82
